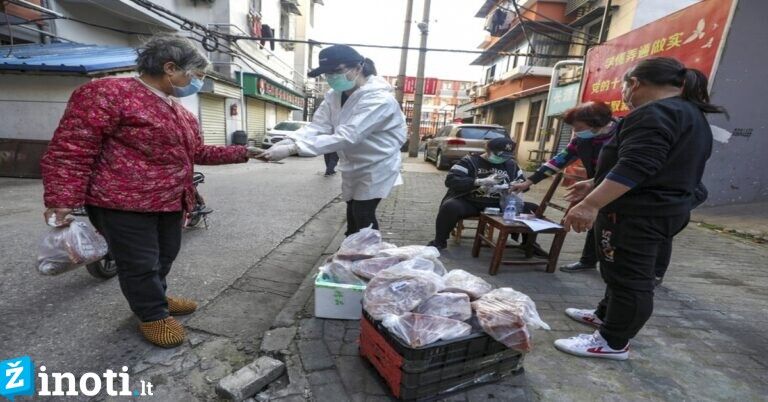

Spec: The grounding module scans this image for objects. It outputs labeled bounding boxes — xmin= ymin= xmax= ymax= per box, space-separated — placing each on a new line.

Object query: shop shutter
xmin=246 ymin=98 xmax=266 ymax=141
xmin=276 ymin=106 xmax=291 ymax=123
xmin=199 ymin=95 xmax=227 ymax=145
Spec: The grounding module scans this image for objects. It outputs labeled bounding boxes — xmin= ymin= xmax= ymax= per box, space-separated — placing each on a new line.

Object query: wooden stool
xmin=472 ymin=213 xmax=567 ymax=274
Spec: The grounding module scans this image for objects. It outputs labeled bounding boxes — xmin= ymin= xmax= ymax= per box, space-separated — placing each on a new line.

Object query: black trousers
xmin=593 ymin=212 xmax=689 ymax=348
xmin=432 ymin=197 xmax=537 ymax=246
xmin=87 ymin=206 xmax=183 ymax=322
xmin=581 ymin=228 xmax=673 ymax=278
xmin=324 ymin=152 xmax=339 ymax=175
xmin=346 ymin=199 xmax=381 ymax=236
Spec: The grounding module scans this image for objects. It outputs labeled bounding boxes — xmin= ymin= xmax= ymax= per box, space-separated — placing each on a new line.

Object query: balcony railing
xmin=566 ymin=0 xmax=592 ymax=15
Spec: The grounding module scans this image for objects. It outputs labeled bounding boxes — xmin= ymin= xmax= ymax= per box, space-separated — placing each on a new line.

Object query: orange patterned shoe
xmin=167 ymin=296 xmax=198 ymax=316
xmin=138 ymin=317 xmax=185 ymax=348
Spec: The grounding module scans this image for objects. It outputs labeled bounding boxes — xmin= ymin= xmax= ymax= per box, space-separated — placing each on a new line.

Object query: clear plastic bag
xmin=382 ymin=313 xmax=472 ymax=348
xmin=387 ymin=256 xmax=447 ymax=277
xmin=363 ymin=266 xmax=445 ymax=320
xmin=37 ymin=220 xmax=108 ymax=276
xmin=350 ymin=256 xmax=401 ymax=280
xmin=414 ymin=292 xmax=472 ymax=321
xmin=318 ymin=261 xmax=367 ymax=286
xmin=443 ymin=269 xmax=493 ymax=299
xmin=471 ymin=288 xmax=550 ymax=353
xmin=376 ymin=245 xmax=440 ymax=261
xmin=335 ymin=227 xmax=383 ymax=261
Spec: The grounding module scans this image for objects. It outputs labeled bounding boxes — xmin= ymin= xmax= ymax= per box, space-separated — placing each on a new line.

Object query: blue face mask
xmin=575 ymin=129 xmax=597 ymax=139
xmin=172 ymin=76 xmax=204 ymax=97
xmin=326 ymin=69 xmax=360 ymax=92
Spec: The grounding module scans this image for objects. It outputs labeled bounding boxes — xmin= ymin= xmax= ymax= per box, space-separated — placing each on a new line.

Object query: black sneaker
xmin=427 ymin=240 xmax=447 ymax=250
xmin=559 ymin=262 xmax=597 ymax=273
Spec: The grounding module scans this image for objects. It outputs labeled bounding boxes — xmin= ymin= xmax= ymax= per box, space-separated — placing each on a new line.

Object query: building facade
xmin=0 ymin=0 xmax=322 ymax=177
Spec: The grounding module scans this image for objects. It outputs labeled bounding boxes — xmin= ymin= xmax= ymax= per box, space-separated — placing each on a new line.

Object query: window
xmin=514 ymin=122 xmax=524 ymax=143
xmin=251 ymin=0 xmax=262 ymax=14
xmin=484 ymin=65 xmax=496 ymax=84
xmin=280 ymin=10 xmax=290 ymax=39
xmin=457 ymin=127 xmax=508 ymax=140
xmin=524 ymin=101 xmax=542 ymax=142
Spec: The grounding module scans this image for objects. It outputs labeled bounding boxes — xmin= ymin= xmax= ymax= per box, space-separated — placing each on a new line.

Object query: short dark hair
xmin=361 ymin=58 xmax=377 ymax=77
xmin=563 ymin=102 xmax=613 ymax=128
xmin=136 ymin=35 xmax=210 ymax=76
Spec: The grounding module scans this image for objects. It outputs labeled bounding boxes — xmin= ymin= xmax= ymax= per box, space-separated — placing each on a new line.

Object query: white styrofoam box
xmin=314 ymin=274 xmax=365 ymax=320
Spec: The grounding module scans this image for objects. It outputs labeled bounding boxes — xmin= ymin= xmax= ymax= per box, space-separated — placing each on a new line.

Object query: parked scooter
xmin=73 ymin=171 xmax=212 ymax=279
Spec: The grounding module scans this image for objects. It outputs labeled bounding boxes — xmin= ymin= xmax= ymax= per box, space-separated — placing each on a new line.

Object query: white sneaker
xmin=554 ymin=331 xmax=630 ymax=360
xmin=565 ymin=308 xmax=603 ymax=327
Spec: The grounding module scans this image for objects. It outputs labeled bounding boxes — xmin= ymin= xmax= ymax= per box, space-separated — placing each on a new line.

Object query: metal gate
xmin=199 ymin=95 xmax=227 ymax=145
xmin=246 ymin=98 xmax=266 ymax=142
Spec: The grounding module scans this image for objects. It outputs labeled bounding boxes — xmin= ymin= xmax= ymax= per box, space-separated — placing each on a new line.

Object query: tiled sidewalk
xmin=291 ymin=161 xmax=768 ymax=402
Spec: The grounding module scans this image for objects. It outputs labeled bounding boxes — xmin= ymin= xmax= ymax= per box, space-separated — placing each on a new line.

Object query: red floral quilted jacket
xmin=41 ymin=77 xmax=248 ymax=213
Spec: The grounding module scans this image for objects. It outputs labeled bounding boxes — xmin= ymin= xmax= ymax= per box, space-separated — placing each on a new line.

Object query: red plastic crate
xmin=359 ymin=313 xmax=523 ymax=401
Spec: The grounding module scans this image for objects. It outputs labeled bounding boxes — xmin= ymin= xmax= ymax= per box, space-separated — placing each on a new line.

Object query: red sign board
xmin=403 ymin=77 xmax=438 ymax=95
xmin=581 ymin=0 xmax=734 ymax=116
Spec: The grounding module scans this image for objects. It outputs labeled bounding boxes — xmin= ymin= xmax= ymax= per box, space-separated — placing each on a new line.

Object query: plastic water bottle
xmin=510 ymin=192 xmax=524 ymax=216
xmin=503 ymin=202 xmax=516 ymax=223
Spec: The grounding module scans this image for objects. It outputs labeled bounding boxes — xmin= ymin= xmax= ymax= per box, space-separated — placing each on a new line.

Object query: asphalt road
xmin=0 ymin=156 xmax=342 ymax=377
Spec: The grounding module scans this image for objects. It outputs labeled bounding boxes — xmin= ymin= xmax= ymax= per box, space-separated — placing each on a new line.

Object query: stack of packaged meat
xmin=323 ymin=228 xmax=550 ymax=352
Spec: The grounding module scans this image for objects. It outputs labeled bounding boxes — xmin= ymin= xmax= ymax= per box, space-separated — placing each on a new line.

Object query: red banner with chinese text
xmin=580 ymin=0 xmax=734 ymax=116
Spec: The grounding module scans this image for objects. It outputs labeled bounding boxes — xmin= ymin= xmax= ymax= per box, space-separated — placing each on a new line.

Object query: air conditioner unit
xmin=476 ymin=86 xmax=488 ymax=97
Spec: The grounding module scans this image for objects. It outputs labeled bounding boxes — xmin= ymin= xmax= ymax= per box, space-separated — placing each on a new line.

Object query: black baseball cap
xmin=487 ymin=137 xmax=516 ymax=161
xmin=308 ymin=45 xmax=365 ymax=78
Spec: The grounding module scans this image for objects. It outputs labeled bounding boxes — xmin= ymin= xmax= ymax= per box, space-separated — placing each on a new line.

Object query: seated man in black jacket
xmin=428 ymin=138 xmax=537 ymax=250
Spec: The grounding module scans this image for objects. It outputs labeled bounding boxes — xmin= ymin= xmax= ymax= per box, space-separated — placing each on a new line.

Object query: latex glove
xmin=43 ymin=208 xmax=74 ymax=227
xmin=564 ymin=179 xmax=595 ymax=203
xmin=247 ymin=147 xmax=264 ymax=159
xmin=474 ymin=174 xmax=502 ymax=187
xmin=273 ymin=138 xmax=296 ymax=147
xmin=261 ymin=143 xmax=298 ymax=162
xmin=488 ymin=183 xmax=509 ymax=195
xmin=509 ymin=179 xmax=533 ymax=193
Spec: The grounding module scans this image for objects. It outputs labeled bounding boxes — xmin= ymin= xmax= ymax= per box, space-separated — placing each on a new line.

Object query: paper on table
xmin=514 ymin=216 xmax=563 ymax=232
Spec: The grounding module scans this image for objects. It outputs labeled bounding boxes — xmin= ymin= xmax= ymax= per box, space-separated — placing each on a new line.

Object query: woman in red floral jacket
xmin=41 ymin=35 xmax=258 ymax=348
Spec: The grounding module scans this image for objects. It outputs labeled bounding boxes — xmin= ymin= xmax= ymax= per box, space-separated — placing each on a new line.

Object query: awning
xmin=475 ymin=0 xmax=496 ymax=18
xmin=0 ymin=42 xmax=136 ymax=74
xmin=467 ymin=84 xmax=550 ymax=111
xmin=281 ymin=0 xmax=302 ymax=15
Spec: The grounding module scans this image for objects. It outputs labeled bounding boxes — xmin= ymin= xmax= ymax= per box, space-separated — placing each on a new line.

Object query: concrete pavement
xmin=285 ymin=156 xmax=768 ymax=402
xmin=0 ymin=157 xmax=346 ymax=400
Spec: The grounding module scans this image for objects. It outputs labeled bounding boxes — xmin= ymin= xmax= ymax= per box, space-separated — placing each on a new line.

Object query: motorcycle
xmin=74 ymin=171 xmax=212 ymax=279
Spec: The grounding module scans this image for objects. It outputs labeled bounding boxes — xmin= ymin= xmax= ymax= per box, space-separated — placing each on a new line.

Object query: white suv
xmin=261 ymin=121 xmax=310 ymax=149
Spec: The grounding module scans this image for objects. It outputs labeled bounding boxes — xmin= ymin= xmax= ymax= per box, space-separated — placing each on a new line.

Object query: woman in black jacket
xmin=554 ymin=57 xmax=727 ymax=360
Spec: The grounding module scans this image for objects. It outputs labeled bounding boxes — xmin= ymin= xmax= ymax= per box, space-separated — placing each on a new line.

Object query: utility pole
xmin=395 ymin=0 xmax=414 ymax=106
xmin=598 ymin=0 xmax=613 ymax=44
xmin=408 ymin=0 xmax=431 ymax=158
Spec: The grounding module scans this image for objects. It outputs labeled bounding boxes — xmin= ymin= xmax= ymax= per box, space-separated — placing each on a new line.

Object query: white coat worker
xmin=257 ymin=45 xmax=407 ymax=235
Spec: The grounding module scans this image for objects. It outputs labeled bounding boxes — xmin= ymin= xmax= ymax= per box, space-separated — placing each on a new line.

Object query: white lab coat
xmin=287 ymin=76 xmax=407 ymax=201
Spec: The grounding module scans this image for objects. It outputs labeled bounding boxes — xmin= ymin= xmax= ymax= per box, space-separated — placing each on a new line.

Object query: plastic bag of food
xmin=443 ymin=269 xmax=493 ymax=299
xmin=363 ymin=266 xmax=445 ymax=320
xmin=350 ymin=256 xmax=401 ymax=280
xmin=376 ymin=245 xmax=440 ymax=261
xmin=37 ymin=220 xmax=108 ymax=275
xmin=386 ymin=256 xmax=447 ymax=277
xmin=414 ymin=292 xmax=472 ymax=321
xmin=382 ymin=313 xmax=472 ymax=348
xmin=318 ymin=261 xmax=366 ymax=286
xmin=471 ymin=288 xmax=550 ymax=352
xmin=335 ymin=227 xmax=383 ymax=261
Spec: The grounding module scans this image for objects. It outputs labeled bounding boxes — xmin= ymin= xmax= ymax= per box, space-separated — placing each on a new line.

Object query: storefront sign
xmin=581 ymin=0 xmax=735 ymax=116
xmin=257 ymin=77 xmax=305 ymax=109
